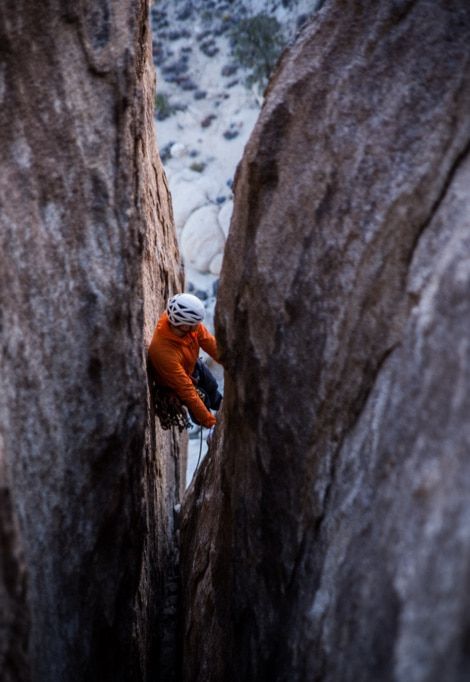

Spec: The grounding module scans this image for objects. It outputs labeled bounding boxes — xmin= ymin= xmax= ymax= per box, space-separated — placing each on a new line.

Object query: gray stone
xmin=201 ymin=114 xmax=217 ymax=128
xmin=200 ymin=41 xmax=219 ymax=58
xmin=176 ymin=5 xmax=193 ymax=22
xmin=221 ymin=64 xmax=238 ymax=77
xmin=180 ymin=1 xmax=470 ymax=681
xmin=169 ymin=30 xmax=183 ymax=41
xmin=179 ymin=78 xmax=197 ymax=91
xmin=162 ymin=60 xmax=189 ymax=76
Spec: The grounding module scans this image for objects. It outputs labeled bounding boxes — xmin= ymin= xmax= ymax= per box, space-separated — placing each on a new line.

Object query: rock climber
xmin=148 ymin=293 xmax=222 ymax=429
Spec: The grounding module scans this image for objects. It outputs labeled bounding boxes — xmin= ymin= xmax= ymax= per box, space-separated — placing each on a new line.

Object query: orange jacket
xmin=148 ymin=312 xmax=219 ymax=428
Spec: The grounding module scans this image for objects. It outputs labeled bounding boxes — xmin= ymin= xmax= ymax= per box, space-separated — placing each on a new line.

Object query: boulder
xmin=170 ymin=142 xmax=187 ymax=158
xmin=180 ymin=1 xmax=470 ymax=681
xmin=0 ymin=1 xmax=184 ymax=679
xmin=217 ymin=199 xmax=233 ymax=237
xmin=209 ymin=252 xmax=223 ymax=276
xmin=180 ymin=205 xmax=225 ymax=272
xmin=169 ymin=170 xmax=221 ymax=231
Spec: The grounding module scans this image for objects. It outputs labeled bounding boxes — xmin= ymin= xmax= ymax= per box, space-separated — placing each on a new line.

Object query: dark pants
xmin=190 ymin=359 xmax=222 ymax=425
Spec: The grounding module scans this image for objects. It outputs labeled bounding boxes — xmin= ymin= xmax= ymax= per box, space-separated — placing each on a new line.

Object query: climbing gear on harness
xmin=152 ymin=384 xmax=191 ymax=432
xmin=196 ymin=385 xmax=210 ymax=408
xmin=167 ymin=293 xmax=205 ymax=326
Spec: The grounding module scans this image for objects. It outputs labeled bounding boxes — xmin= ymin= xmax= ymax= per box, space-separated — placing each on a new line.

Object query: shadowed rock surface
xmin=0 ymin=450 xmax=29 ymax=682
xmin=180 ymin=1 xmax=470 ymax=680
xmin=0 ymin=1 xmax=184 ymax=680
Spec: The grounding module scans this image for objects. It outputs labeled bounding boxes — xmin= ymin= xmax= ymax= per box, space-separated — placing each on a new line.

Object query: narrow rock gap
xmin=406 ymin=136 xmax=470 ymax=271
xmin=1 ymin=1 xmax=469 ymax=680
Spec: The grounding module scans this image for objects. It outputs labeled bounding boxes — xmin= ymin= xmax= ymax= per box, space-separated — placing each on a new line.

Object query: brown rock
xmin=181 ymin=2 xmax=470 ymax=680
xmin=0 ymin=1 xmax=183 ymax=680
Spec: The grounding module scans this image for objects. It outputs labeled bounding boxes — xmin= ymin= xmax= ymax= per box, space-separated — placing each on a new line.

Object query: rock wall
xmin=0 ymin=448 xmax=29 ymax=682
xmin=0 ymin=1 xmax=184 ymax=680
xmin=180 ymin=1 xmax=470 ymax=680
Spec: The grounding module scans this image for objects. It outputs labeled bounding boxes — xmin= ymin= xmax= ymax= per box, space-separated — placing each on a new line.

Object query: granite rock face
xmin=0 ymin=449 xmax=29 ymax=682
xmin=180 ymin=1 xmax=470 ymax=680
xmin=0 ymin=1 xmax=183 ymax=680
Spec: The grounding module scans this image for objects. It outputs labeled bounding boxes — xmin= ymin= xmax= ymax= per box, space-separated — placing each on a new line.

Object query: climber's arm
xmin=150 ymin=349 xmax=216 ymax=428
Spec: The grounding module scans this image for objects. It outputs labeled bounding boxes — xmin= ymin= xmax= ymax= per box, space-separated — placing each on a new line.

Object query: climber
xmin=148 ymin=293 xmax=222 ymax=429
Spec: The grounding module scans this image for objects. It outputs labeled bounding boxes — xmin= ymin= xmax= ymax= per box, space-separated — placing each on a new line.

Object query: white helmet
xmin=167 ymin=293 xmax=205 ymax=326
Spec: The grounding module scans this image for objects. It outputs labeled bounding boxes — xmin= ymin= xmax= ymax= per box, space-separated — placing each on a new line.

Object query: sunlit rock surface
xmin=180 ymin=1 xmax=470 ymax=680
xmin=0 ymin=1 xmax=184 ymax=679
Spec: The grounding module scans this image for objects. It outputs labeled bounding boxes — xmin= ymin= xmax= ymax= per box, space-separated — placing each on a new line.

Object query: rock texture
xmin=180 ymin=1 xmax=470 ymax=680
xmin=0 ymin=447 xmax=29 ymax=682
xmin=0 ymin=1 xmax=183 ymax=680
